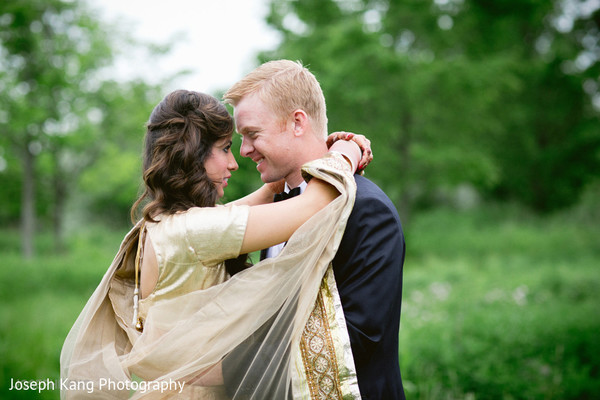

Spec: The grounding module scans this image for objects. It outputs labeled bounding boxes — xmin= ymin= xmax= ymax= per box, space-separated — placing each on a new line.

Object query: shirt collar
xmin=285 ymin=180 xmax=308 ymax=193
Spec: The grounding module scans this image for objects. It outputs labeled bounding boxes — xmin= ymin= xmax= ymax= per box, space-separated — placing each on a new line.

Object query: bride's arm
xmin=240 ymin=178 xmax=337 ymax=254
xmin=228 ymin=181 xmax=283 ymax=207
xmin=239 ymin=140 xmax=360 ymax=254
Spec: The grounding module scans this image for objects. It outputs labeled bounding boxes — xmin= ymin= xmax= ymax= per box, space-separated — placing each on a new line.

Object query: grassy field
xmin=400 ymin=205 xmax=599 ymax=399
xmin=0 ymin=204 xmax=598 ymax=399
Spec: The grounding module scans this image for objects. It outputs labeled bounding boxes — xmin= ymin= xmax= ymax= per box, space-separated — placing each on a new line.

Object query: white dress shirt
xmin=265 ymin=180 xmax=308 ymax=259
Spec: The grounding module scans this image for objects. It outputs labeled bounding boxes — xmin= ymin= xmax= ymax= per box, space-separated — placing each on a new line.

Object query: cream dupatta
xmin=60 ymin=152 xmax=357 ymax=399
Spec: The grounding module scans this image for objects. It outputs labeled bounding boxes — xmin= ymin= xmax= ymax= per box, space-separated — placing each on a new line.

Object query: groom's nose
xmin=239 ymin=136 xmax=253 ymax=158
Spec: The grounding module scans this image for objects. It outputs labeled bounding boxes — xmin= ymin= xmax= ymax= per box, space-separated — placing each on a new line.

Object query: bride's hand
xmin=265 ymin=179 xmax=285 ymax=196
xmin=326 ymin=131 xmax=373 ymax=172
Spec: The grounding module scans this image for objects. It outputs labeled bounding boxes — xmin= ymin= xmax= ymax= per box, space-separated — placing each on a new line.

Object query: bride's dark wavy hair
xmin=131 ymin=90 xmax=234 ymax=223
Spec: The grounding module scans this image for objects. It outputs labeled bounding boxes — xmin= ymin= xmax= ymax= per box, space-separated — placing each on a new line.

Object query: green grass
xmin=400 ymin=205 xmax=600 ymax=399
xmin=0 ymin=226 xmax=128 ymax=399
xmin=0 ymin=204 xmax=598 ymax=399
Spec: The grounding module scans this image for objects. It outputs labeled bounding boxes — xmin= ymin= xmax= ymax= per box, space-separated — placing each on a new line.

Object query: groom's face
xmin=234 ymin=93 xmax=298 ymax=184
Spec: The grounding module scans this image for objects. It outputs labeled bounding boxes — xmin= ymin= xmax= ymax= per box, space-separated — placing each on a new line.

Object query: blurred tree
xmin=0 ymin=0 xmax=113 ymax=255
xmin=76 ymin=79 xmax=164 ymax=228
xmin=261 ymin=0 xmax=600 ymax=216
xmin=0 ymin=0 xmax=169 ymax=255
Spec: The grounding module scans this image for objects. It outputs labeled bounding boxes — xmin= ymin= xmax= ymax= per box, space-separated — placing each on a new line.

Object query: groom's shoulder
xmin=353 ymin=175 xmax=400 ymax=218
xmin=354 ymin=174 xmax=392 ymax=203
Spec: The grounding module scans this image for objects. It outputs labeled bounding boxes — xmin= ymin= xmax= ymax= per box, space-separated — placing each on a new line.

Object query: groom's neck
xmin=286 ymin=142 xmax=328 ymax=188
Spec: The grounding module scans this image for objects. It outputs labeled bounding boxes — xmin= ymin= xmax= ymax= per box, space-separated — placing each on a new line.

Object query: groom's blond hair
xmin=224 ymin=60 xmax=328 ymax=138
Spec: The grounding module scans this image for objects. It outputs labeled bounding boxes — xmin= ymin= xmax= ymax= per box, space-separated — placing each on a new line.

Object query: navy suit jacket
xmin=331 ymin=174 xmax=405 ymax=399
xmin=224 ymin=174 xmax=406 ymax=399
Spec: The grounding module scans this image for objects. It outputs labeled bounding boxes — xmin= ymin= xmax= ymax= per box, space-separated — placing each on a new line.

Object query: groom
xmin=224 ymin=60 xmax=406 ymax=399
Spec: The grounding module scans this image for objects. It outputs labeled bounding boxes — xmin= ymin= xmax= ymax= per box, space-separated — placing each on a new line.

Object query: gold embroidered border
xmin=299 ymin=290 xmax=344 ymax=400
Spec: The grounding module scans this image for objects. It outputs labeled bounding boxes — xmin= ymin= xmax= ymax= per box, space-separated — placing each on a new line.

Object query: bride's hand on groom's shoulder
xmin=327 ymin=131 xmax=373 ymax=172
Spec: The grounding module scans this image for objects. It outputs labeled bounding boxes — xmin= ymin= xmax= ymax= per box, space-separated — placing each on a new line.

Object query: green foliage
xmin=0 ymin=0 xmax=171 ymax=251
xmin=0 ymin=225 xmax=127 ymax=399
xmin=0 ymin=0 xmax=115 ymax=254
xmin=0 ymin=148 xmax=24 ymax=224
xmin=262 ymin=0 xmax=600 ymax=214
xmin=76 ymin=80 xmax=164 ymax=226
xmin=400 ymin=204 xmax=600 ymax=399
xmin=0 ymin=0 xmax=114 ymax=152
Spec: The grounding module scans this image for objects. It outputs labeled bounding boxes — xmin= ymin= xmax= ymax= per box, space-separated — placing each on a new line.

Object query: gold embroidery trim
xmin=299 ymin=290 xmax=344 ymax=400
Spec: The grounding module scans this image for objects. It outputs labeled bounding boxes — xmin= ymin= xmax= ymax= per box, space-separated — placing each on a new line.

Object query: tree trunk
xmin=21 ymin=143 xmax=36 ymax=259
xmin=398 ymin=113 xmax=413 ymax=226
xmin=52 ymin=163 xmax=67 ymax=253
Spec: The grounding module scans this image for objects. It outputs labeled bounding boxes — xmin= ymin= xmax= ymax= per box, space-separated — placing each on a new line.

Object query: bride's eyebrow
xmin=215 ymin=137 xmax=232 ymax=146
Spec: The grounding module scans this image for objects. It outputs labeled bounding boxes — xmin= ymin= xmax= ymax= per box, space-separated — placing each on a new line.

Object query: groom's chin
xmin=258 ymin=168 xmax=272 ymax=183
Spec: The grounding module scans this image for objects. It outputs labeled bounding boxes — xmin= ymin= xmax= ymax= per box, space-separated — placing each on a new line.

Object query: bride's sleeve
xmin=183 ymin=205 xmax=250 ymax=264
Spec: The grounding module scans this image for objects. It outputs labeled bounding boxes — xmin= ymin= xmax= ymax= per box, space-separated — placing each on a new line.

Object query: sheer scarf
xmin=60 ymin=152 xmax=356 ymax=399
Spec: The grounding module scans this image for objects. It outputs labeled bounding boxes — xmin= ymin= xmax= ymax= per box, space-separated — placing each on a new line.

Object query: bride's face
xmin=204 ymin=136 xmax=239 ymax=198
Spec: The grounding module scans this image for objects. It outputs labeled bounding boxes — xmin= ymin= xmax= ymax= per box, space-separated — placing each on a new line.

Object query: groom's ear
xmin=292 ymin=109 xmax=309 ymax=137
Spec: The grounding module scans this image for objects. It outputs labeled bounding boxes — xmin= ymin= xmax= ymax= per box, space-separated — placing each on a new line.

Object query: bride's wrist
xmin=329 ymin=140 xmax=362 ymax=172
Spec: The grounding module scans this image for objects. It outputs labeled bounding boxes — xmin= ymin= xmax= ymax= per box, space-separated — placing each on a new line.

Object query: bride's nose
xmin=228 ymin=151 xmax=239 ymax=171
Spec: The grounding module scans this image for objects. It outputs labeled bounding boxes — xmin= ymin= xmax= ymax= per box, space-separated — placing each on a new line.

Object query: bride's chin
xmin=211 ymin=180 xmax=225 ymax=198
